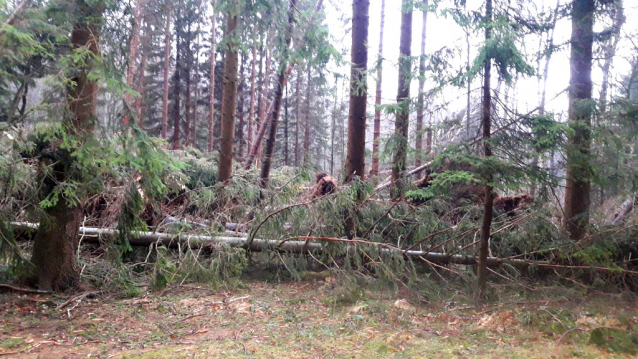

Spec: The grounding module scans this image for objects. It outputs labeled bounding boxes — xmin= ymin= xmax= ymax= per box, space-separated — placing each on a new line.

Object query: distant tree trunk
xmin=247 ymin=40 xmax=257 ymax=157
xmin=476 ymin=0 xmax=494 ymax=303
xmin=123 ymin=0 xmax=142 ymax=126
xmin=191 ymin=31 xmax=201 ymax=148
xmin=466 ymin=27 xmax=471 ymax=139
xmin=539 ymin=0 xmax=560 ymax=116
xmin=217 ymin=4 xmax=240 ymax=183
xmin=344 ymin=0 xmax=370 ymax=182
xmin=257 ymin=41 xmax=273 ymax=166
xmin=31 ymin=0 xmax=104 ymax=291
xmin=171 ymin=13 xmax=182 ymax=150
xmin=531 ymin=0 xmax=560 ymax=198
xmin=599 ymin=1 xmax=624 ymax=115
xmin=208 ymin=7 xmax=217 ymax=152
xmin=259 ymin=0 xmax=297 ymax=188
xmin=330 ymin=76 xmax=339 ymax=174
xmin=243 ymin=39 xmax=274 ymax=170
xmin=162 ymin=6 xmax=171 ymax=139
xmin=415 ymin=1 xmax=428 ymax=173
xmin=295 ymin=70 xmax=301 ymax=167
xmin=255 ymin=35 xmax=264 ymax=152
xmin=563 ymin=0 xmax=595 ymax=241
xmin=303 ymin=65 xmax=311 ymax=166
xmin=184 ymin=23 xmax=192 ymax=147
xmin=236 ymin=51 xmax=246 ymax=161
xmin=135 ymin=11 xmax=147 ymax=124
xmin=390 ymin=0 xmax=413 ymax=196
xmin=598 ymin=1 xmax=624 ymax=201
xmin=284 ymin=82 xmax=289 ymax=166
xmin=370 ymin=0 xmax=385 ymax=176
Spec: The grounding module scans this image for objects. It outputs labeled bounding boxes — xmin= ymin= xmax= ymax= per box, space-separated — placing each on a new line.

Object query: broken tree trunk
xmin=609 ymin=194 xmax=636 ymax=225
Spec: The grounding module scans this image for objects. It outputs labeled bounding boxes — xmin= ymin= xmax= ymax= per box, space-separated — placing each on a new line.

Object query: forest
xmin=1 ymin=0 xmax=638 ymax=357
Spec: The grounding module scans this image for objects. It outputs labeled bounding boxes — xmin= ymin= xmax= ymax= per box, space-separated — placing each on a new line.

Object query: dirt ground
xmin=1 ymin=277 xmax=636 ymax=358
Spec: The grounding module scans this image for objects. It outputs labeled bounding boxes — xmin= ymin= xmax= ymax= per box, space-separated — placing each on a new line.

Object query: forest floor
xmin=0 ymin=273 xmax=637 ymax=358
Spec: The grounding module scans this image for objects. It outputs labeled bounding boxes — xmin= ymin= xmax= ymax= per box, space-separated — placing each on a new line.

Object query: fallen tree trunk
xmin=11 ymin=222 xmax=521 ymax=266
xmin=11 ymin=222 xmax=637 ymax=274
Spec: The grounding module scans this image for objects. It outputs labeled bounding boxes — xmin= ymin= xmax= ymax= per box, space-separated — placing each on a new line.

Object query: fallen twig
xmin=0 ymin=284 xmax=51 ymax=295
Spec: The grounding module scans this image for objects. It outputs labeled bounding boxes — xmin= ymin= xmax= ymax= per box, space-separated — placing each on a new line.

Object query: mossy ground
xmin=0 ymin=275 xmax=636 ymax=358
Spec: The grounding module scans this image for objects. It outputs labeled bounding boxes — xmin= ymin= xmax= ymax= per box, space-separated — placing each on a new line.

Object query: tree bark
xmin=390 ymin=0 xmax=413 ymax=196
xmin=247 ymin=39 xmax=257 ymax=157
xmin=476 ymin=0 xmax=494 ymax=303
xmin=303 ymin=65 xmax=311 ymax=166
xmin=415 ymin=1 xmax=428 ymax=173
xmin=31 ymin=0 xmax=104 ymax=291
xmin=217 ymin=4 xmax=240 ymax=183
xmin=370 ymin=0 xmax=385 ymax=176
xmin=184 ymin=23 xmax=192 ymax=147
xmin=259 ymin=0 xmax=297 ymax=188
xmin=191 ymin=29 xmax=201 ymax=148
xmin=344 ymin=0 xmax=370 ymax=182
xmin=171 ymin=13 xmax=182 ymax=150
xmin=123 ymin=0 xmax=142 ymax=126
xmin=208 ymin=7 xmax=217 ymax=152
xmin=563 ymin=0 xmax=595 ymax=241
xmin=161 ymin=6 xmax=171 ymax=139
xmin=295 ymin=70 xmax=301 ymax=167
xmin=466 ymin=27 xmax=471 ymax=139
xmin=284 ymin=81 xmax=289 ymax=166
xmin=330 ymin=76 xmax=339 ymax=174
xmin=237 ymin=51 xmax=246 ymax=161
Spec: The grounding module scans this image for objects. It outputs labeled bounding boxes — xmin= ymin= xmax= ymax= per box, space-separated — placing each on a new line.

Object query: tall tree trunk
xmin=531 ymin=0 xmax=560 ymax=198
xmin=208 ymin=7 xmax=217 ymax=152
xmin=370 ymin=0 xmax=385 ymax=176
xmin=539 ymin=0 xmax=560 ymax=116
xmin=123 ymin=0 xmax=142 ymax=126
xmin=256 ymin=41 xmax=273 ymax=166
xmin=135 ymin=9 xmax=147 ymax=124
xmin=563 ymin=0 xmax=595 ymax=241
xmin=161 ymin=6 xmax=171 ymax=139
xmin=303 ymin=65 xmax=311 ymax=166
xmin=284 ymin=81 xmax=289 ymax=166
xmin=599 ymin=1 xmax=624 ymax=115
xmin=415 ymin=1 xmax=428 ymax=173
xmin=184 ymin=23 xmax=192 ymax=147
xmin=259 ymin=0 xmax=297 ymax=188
xmin=171 ymin=12 xmax=182 ymax=150
xmin=236 ymin=51 xmax=246 ymax=161
xmin=217 ymin=4 xmax=240 ymax=182
xmin=191 ymin=30 xmax=201 ymax=148
xmin=476 ymin=0 xmax=494 ymax=303
xmin=243 ymin=39 xmax=273 ymax=170
xmin=295 ymin=70 xmax=301 ymax=167
xmin=247 ymin=39 xmax=257 ymax=157
xmin=243 ymin=0 xmax=324 ymax=170
xmin=466 ymin=27 xmax=471 ymax=139
xmin=31 ymin=0 xmax=104 ymax=291
xmin=597 ymin=1 xmax=624 ymax=201
xmin=344 ymin=0 xmax=370 ymax=182
xmin=390 ymin=0 xmax=413 ymax=196
xmin=330 ymin=76 xmax=339 ymax=174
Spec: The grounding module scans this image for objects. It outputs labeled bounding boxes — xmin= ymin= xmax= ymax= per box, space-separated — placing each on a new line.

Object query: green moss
xmin=589 ymin=328 xmax=638 ymax=355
